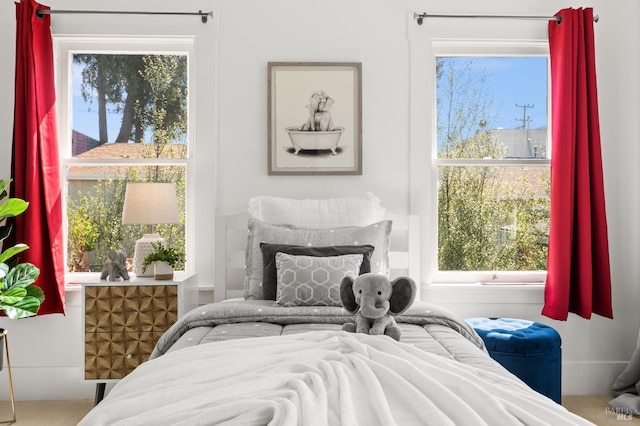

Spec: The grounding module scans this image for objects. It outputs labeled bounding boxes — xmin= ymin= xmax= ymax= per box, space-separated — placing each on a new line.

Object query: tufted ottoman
xmin=466 ymin=317 xmax=562 ymax=403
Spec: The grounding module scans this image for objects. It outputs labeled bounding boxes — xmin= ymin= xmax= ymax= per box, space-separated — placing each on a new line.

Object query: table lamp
xmin=122 ymin=182 xmax=180 ymax=277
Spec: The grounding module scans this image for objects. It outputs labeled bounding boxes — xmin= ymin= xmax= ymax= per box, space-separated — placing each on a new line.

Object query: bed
xmin=79 ymin=194 xmax=593 ymax=425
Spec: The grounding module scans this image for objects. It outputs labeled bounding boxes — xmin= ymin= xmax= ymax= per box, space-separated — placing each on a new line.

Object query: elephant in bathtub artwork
xmin=285 ymin=90 xmax=345 ymax=155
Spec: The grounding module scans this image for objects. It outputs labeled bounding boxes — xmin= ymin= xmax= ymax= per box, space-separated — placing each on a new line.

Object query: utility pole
xmin=515 ymin=104 xmax=534 ymax=158
xmin=515 ymin=104 xmax=534 ymax=129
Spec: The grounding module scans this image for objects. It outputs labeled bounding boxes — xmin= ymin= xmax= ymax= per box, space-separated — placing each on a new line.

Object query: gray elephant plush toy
xmin=340 ymin=273 xmax=416 ymax=341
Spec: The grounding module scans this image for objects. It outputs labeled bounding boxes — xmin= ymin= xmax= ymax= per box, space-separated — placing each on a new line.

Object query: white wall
xmin=0 ymin=0 xmax=638 ymax=400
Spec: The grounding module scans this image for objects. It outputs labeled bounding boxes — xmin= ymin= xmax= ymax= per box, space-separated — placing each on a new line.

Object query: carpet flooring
xmin=0 ymin=395 xmax=637 ymax=425
xmin=0 ymin=400 xmax=93 ymax=425
xmin=563 ymin=395 xmax=640 ymax=425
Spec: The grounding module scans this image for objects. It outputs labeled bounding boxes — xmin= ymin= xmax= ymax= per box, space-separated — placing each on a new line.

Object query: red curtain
xmin=11 ymin=0 xmax=65 ymax=315
xmin=543 ymin=8 xmax=612 ymax=320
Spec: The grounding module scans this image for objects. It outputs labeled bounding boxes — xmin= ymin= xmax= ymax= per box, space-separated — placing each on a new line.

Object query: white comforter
xmin=80 ymin=331 xmax=592 ymax=426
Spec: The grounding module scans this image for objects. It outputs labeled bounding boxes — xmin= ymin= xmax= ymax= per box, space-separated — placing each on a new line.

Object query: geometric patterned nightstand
xmin=79 ymin=272 xmax=197 ymax=404
xmin=84 ymin=284 xmax=178 ymax=380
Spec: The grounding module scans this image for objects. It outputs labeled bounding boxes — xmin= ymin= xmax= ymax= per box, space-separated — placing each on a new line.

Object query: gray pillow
xmin=244 ymin=218 xmax=392 ymax=300
xmin=275 ymin=252 xmax=364 ymax=307
xmin=260 ymin=243 xmax=374 ymax=300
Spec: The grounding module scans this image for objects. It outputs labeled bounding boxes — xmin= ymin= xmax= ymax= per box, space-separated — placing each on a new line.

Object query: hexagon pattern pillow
xmin=275 ymin=252 xmax=364 ymax=307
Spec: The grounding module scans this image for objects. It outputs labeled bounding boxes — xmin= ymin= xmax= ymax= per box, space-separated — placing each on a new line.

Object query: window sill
xmin=422 ymin=282 xmax=544 ymax=305
xmin=64 ymin=271 xmax=202 ymax=289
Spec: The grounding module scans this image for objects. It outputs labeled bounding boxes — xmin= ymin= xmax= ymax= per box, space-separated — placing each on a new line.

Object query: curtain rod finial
xmin=200 ymin=10 xmax=214 ymax=24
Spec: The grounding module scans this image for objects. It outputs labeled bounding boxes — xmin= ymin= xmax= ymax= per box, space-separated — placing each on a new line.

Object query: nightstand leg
xmin=94 ymin=383 xmax=106 ymax=405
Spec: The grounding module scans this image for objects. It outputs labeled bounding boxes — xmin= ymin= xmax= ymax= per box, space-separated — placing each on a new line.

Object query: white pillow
xmin=248 ymin=193 xmax=385 ymax=229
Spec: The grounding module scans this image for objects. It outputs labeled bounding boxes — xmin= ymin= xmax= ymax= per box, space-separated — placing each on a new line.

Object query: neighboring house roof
xmin=68 ymin=140 xmax=186 ymax=179
xmin=494 ymin=127 xmax=549 ymax=197
xmin=492 ymin=127 xmax=548 ymax=159
xmin=443 ymin=127 xmax=550 ymax=198
xmin=491 ymin=167 xmax=549 ymax=198
xmin=73 ymin=141 xmax=147 ymax=159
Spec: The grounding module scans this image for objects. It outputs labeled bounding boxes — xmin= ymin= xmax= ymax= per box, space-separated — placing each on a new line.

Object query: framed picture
xmin=268 ymin=62 xmax=362 ymax=175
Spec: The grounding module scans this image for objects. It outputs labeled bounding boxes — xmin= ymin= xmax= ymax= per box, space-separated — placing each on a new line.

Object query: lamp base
xmin=133 ymin=234 xmax=166 ymax=277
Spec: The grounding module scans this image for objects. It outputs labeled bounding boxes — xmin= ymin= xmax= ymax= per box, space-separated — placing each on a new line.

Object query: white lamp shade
xmin=122 ymin=182 xmax=180 ymax=225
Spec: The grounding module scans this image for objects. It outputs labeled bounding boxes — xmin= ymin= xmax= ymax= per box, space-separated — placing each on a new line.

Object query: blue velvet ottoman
xmin=466 ymin=317 xmax=562 ymax=403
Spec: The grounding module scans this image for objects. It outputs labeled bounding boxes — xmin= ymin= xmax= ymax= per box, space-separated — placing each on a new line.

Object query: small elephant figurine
xmin=100 ymin=250 xmax=130 ymax=281
xmin=340 ymin=273 xmax=416 ymax=341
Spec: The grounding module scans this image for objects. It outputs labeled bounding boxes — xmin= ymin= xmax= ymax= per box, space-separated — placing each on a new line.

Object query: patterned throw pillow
xmin=274 ymin=252 xmax=364 ymax=307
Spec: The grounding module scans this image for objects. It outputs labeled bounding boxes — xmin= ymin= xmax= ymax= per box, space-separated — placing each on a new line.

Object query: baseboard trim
xmin=562 ymin=360 xmax=627 ymax=395
xmin=0 ymin=366 xmax=98 ymax=401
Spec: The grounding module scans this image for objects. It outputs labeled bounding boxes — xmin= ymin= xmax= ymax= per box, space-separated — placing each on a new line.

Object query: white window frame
xmin=408 ymin=14 xmax=551 ymax=285
xmin=55 ymin=36 xmax=196 ymax=278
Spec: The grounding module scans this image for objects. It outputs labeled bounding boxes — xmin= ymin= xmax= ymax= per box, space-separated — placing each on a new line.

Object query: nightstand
xmin=77 ymin=272 xmax=197 ymax=404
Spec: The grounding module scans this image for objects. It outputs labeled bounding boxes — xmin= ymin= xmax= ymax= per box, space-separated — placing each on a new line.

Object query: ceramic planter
xmin=154 ymin=260 xmax=174 ymax=280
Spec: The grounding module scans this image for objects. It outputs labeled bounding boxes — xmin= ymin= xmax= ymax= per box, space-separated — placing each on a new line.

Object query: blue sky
xmin=464 ymin=56 xmax=548 ymax=130
xmin=72 ymin=63 xmax=124 ymax=142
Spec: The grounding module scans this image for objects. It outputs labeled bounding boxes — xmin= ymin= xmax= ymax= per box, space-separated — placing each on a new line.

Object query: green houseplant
xmin=0 ymin=179 xmax=45 ymax=319
xmin=141 ymin=241 xmax=184 ymax=280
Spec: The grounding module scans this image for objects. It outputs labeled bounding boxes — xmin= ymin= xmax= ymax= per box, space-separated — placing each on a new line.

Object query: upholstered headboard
xmin=213 ymin=212 xmax=420 ymax=302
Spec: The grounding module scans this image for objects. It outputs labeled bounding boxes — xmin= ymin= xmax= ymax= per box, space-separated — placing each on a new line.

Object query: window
xmin=56 ymin=38 xmax=194 ymax=274
xmin=434 ymin=54 xmax=550 ymax=282
xmin=408 ymin=28 xmax=551 ymax=284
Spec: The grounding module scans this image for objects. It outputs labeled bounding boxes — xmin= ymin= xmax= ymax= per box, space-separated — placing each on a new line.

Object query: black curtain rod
xmin=35 ymin=8 xmax=214 ymax=24
xmin=413 ymin=12 xmax=599 ymax=26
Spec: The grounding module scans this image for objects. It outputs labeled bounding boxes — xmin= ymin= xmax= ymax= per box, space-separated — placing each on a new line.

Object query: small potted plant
xmin=141 ymin=241 xmax=184 ymax=280
xmin=0 ymin=178 xmax=45 ymax=319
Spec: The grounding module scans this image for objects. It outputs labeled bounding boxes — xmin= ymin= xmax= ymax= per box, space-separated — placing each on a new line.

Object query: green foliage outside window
xmin=67 ymin=170 xmax=186 ymax=273
xmin=437 ymin=164 xmax=549 ymax=271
